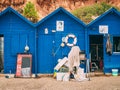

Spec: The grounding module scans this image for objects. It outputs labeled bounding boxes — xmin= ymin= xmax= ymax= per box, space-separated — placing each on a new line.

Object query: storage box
xmin=56 ymin=73 xmax=66 ymax=81
xmin=112 ymin=69 xmax=118 ymax=76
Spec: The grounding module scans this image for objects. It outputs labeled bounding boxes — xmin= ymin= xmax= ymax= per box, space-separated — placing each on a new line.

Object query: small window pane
xmin=113 ymin=37 xmax=120 ymax=52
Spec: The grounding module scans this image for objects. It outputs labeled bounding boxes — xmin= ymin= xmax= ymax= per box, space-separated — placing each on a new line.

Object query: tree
xmin=23 ymin=2 xmax=38 ymax=23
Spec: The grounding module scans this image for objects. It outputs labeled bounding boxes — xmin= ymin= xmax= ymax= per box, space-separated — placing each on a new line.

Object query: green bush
xmin=72 ymin=2 xmax=117 ymax=23
xmin=23 ymin=2 xmax=38 ymax=23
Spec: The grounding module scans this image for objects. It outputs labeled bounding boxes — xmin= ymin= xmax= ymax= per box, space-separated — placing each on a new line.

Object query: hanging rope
xmin=53 ymin=44 xmax=61 ymax=56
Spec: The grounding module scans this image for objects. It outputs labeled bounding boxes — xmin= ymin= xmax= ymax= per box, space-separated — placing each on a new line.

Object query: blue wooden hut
xmin=2 ymin=6 xmax=120 ymax=75
xmin=0 ymin=7 xmax=36 ymax=74
xmin=36 ymin=7 xmax=86 ymax=73
xmin=87 ymin=8 xmax=120 ymax=74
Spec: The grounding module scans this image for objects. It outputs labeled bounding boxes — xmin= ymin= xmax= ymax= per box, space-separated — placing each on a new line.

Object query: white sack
xmin=68 ymin=46 xmax=81 ymax=72
xmin=74 ymin=67 xmax=88 ymax=82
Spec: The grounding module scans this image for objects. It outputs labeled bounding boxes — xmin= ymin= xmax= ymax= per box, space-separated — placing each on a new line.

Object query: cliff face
xmin=0 ymin=0 xmax=120 ymax=20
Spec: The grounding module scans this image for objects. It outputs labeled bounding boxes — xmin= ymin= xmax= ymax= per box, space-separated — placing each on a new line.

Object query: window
xmin=113 ymin=37 xmax=120 ymax=52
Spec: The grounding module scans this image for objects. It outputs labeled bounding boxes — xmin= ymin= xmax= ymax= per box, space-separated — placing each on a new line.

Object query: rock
xmin=0 ymin=0 xmax=119 ymax=21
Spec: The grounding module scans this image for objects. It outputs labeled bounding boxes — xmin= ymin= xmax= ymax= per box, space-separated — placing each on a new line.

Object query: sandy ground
xmin=0 ymin=75 xmax=120 ymax=90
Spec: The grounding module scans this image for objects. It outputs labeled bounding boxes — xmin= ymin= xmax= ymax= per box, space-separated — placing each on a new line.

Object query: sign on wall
xmin=16 ymin=53 xmax=32 ymax=78
xmin=99 ymin=25 xmax=108 ymax=34
xmin=56 ymin=21 xmax=64 ymax=31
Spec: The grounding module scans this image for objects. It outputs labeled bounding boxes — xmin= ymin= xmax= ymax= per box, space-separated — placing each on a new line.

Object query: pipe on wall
xmin=35 ymin=27 xmax=38 ymax=77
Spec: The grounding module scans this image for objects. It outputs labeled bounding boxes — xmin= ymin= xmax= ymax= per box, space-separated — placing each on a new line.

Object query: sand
xmin=0 ymin=75 xmax=120 ymax=90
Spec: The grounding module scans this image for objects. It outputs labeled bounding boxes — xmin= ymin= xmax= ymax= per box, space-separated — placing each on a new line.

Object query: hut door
xmin=0 ymin=35 xmax=4 ymax=73
xmin=89 ymin=35 xmax=103 ymax=71
xmin=38 ymin=34 xmax=55 ymax=73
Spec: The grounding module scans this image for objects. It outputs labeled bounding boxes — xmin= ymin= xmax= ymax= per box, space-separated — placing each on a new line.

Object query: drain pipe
xmin=85 ymin=27 xmax=88 ymax=59
xmin=85 ymin=27 xmax=90 ymax=81
xmin=35 ymin=27 xmax=38 ymax=77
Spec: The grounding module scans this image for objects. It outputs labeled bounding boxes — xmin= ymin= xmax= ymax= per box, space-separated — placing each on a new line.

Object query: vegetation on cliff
xmin=72 ymin=2 xmax=119 ymax=23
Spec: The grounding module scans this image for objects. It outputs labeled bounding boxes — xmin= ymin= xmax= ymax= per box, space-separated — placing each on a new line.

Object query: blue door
xmin=38 ymin=34 xmax=55 ymax=73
